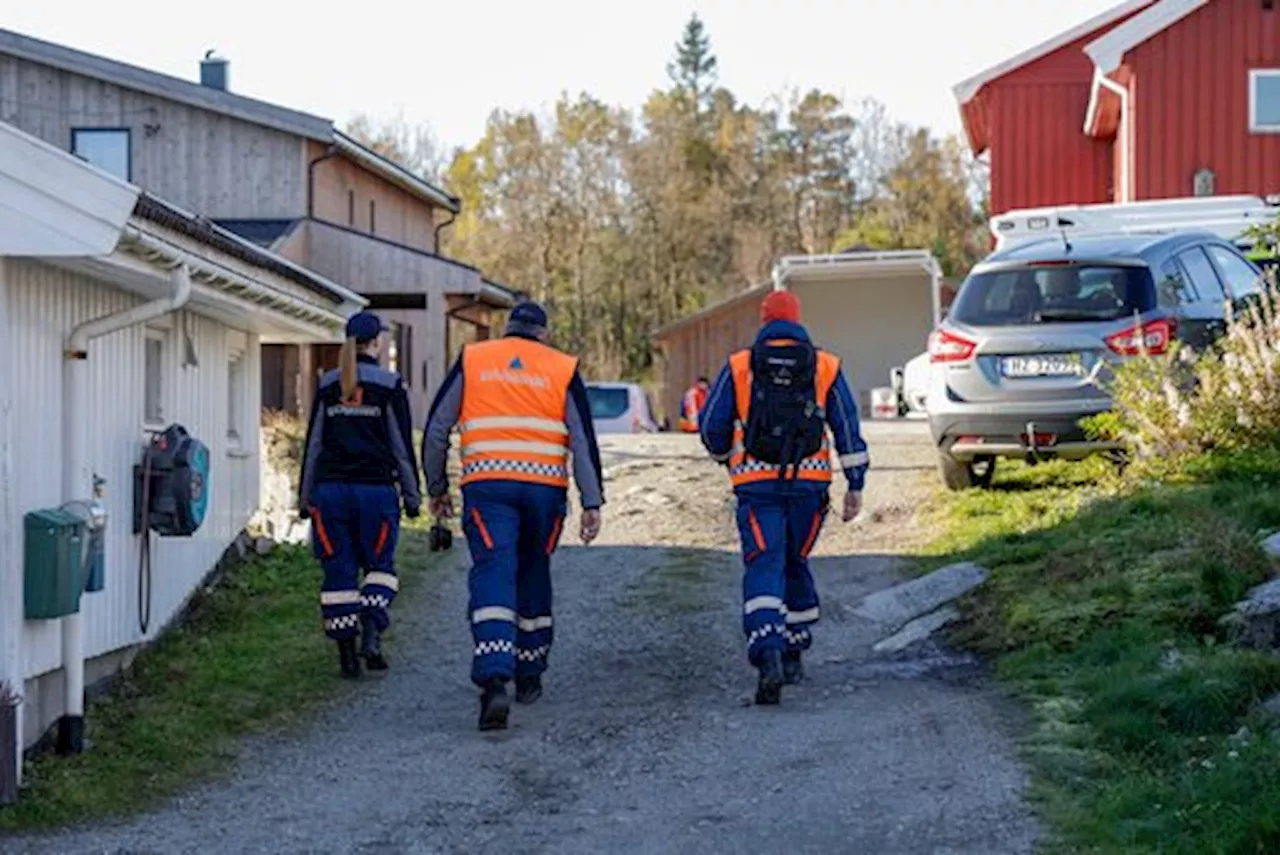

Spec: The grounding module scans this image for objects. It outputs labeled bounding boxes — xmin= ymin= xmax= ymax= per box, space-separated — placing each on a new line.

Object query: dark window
xmin=1157 ymin=259 xmax=1195 ymax=308
xmin=348 ymin=190 xmax=355 ymax=226
xmin=1178 ymin=247 xmax=1226 ymax=301
xmin=369 ymin=200 xmax=377 ymax=234
xmin=70 ymin=128 xmax=131 ymax=181
xmin=1206 ymin=244 xmax=1264 ymax=298
xmin=586 ymin=386 xmax=630 ymax=419
xmin=949 ymin=263 xmax=1155 ymax=326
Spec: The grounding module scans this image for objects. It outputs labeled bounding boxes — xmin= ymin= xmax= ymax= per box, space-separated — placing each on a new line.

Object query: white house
xmin=0 ymin=120 xmax=365 ymax=781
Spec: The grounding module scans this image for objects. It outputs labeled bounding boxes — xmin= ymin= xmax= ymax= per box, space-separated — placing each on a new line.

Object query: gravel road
xmin=8 ymin=421 xmax=1040 ymax=854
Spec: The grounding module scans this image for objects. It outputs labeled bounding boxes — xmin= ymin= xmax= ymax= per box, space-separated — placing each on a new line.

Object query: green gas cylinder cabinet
xmin=24 ymin=508 xmax=87 ymax=620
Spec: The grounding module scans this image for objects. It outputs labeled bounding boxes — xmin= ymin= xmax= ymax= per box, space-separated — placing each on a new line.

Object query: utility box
xmin=24 ymin=509 xmax=86 ymax=620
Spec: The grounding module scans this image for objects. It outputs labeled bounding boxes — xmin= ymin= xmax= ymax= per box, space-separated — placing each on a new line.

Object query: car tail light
xmin=928 ymin=329 xmax=977 ymax=363
xmin=1105 ymin=317 xmax=1175 ymax=356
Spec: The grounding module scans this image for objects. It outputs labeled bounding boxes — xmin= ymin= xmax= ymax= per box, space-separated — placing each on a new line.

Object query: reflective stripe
xmin=460 ymin=416 xmax=568 ymax=435
xmin=321 ymin=590 xmax=361 ymax=606
xmin=363 ymin=571 xmax=400 ymax=592
xmin=473 ymin=606 xmax=517 ymax=624
xmin=785 ymin=607 xmax=820 ymax=624
xmin=839 ymin=451 xmax=869 ymax=468
xmin=461 ymin=440 xmax=569 ymax=458
xmin=517 ymin=615 xmax=554 ymax=632
xmin=744 ymin=595 xmax=784 ymax=614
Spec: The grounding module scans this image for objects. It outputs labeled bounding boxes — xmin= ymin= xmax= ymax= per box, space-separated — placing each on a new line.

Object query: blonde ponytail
xmin=339 ymin=336 xmax=359 ymax=402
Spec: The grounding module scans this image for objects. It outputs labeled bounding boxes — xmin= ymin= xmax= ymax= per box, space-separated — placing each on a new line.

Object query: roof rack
xmin=990 ymin=194 xmax=1280 ymax=251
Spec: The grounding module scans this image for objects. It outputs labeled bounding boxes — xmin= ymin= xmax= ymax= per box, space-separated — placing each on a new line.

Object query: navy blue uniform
xmin=299 ymin=355 xmax=421 ymax=640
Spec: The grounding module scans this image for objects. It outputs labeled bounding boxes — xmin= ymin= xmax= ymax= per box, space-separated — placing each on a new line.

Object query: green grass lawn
xmin=0 ymin=519 xmax=439 ymax=831
xmin=922 ymin=452 xmax=1280 ymax=854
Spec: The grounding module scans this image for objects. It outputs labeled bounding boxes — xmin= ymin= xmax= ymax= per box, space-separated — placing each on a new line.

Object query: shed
xmin=652 ymin=250 xmax=943 ymax=421
xmin=0 ymin=120 xmax=363 ymax=782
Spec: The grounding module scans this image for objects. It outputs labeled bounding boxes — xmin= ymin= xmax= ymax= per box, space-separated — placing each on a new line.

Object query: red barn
xmin=956 ymin=0 xmax=1280 ymax=215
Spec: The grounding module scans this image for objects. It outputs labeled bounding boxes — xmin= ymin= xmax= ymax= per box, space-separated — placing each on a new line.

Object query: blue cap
xmin=508 ymin=300 xmax=548 ymax=329
xmin=345 ymin=311 xmax=387 ymax=342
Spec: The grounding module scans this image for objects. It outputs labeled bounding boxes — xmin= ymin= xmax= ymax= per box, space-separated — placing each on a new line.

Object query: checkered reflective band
xmin=462 ymin=459 xmax=569 ymax=480
xmin=730 ymin=457 xmax=831 ymax=478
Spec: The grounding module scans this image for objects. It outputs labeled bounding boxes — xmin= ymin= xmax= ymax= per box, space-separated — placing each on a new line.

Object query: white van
xmin=585 ymin=382 xmax=660 ymax=434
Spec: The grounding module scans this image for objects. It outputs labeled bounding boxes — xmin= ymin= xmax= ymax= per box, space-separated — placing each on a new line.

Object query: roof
xmin=133 ymin=194 xmax=361 ymax=307
xmin=1083 ymin=0 xmax=1208 ymax=74
xmin=0 ymin=28 xmax=461 ymax=213
xmin=0 ymin=118 xmax=138 ymax=255
xmin=651 ymin=283 xmax=771 ymax=339
xmin=951 ymin=0 xmax=1154 ymax=105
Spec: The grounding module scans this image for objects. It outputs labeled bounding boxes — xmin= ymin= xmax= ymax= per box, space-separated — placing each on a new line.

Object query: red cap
xmin=760 ymin=290 xmax=801 ymax=324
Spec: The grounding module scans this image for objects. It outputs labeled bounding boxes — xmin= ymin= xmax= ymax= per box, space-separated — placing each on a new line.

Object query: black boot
xmin=479 ymin=679 xmax=511 ymax=731
xmin=360 ymin=613 xmax=388 ymax=671
xmin=515 ymin=674 xmax=542 ymax=705
xmin=337 ymin=637 xmax=361 ymax=679
xmin=755 ymin=649 xmax=784 ymax=705
xmin=783 ymin=650 xmax=804 ymax=685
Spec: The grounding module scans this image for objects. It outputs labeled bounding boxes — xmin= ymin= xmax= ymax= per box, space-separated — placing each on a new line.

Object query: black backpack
xmin=742 ymin=338 xmax=827 ymax=479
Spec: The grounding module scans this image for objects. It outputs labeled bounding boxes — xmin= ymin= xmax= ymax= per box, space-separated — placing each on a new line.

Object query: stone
xmin=1263 ymin=532 xmax=1280 ymax=560
xmin=872 ymin=606 xmax=962 ymax=654
xmin=254 ymin=536 xmax=277 ymax=556
xmin=852 ymin=562 xmax=989 ymax=632
xmin=1226 ymin=578 xmax=1280 ymax=649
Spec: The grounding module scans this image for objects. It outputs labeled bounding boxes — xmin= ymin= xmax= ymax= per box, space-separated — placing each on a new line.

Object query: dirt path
xmin=9 ymin=422 xmax=1040 ymax=854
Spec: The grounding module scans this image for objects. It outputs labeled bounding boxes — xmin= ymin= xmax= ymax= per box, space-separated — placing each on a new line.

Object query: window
xmin=386 ymin=321 xmax=400 ymax=374
xmin=144 ymin=328 xmax=167 ymax=426
xmin=1249 ymin=70 xmax=1280 ymax=132
xmin=401 ymin=325 xmax=413 ymax=389
xmin=227 ymin=333 xmax=248 ymax=450
xmin=586 ymin=386 xmax=630 ymax=419
xmin=369 ymin=200 xmax=377 ymax=234
xmin=71 ymin=128 xmax=131 ymax=181
xmin=348 ymin=190 xmax=356 ymax=226
xmin=1157 ymin=259 xmax=1195 ymax=308
xmin=1177 ymin=247 xmax=1227 ymax=302
xmin=1206 ymin=244 xmax=1264 ymax=299
xmin=948 ymin=264 xmax=1155 ymax=327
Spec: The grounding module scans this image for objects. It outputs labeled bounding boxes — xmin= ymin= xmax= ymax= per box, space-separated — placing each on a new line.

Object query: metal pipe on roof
xmin=307 ymin=145 xmax=341 ymax=220
xmin=1095 ymin=73 xmax=1132 ymax=203
xmin=433 ymin=210 xmax=456 ymax=252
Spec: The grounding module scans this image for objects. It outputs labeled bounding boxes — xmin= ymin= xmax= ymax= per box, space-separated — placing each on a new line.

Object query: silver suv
xmin=927 ymin=230 xmax=1266 ymax=490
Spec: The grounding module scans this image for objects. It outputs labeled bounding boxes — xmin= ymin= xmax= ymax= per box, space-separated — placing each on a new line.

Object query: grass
xmin=922 ymin=452 xmax=1280 ymax=854
xmin=0 ymin=520 xmax=438 ymax=831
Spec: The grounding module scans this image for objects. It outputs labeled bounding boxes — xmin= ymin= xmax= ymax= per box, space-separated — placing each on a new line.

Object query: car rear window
xmin=949 ymin=263 xmax=1156 ymax=327
xmin=587 ymin=387 xmax=630 ymax=419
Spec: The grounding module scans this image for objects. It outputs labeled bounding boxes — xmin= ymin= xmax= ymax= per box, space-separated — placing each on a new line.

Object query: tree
xmin=667 ymin=13 xmax=718 ymax=119
xmin=346 ymin=110 xmax=448 ymax=184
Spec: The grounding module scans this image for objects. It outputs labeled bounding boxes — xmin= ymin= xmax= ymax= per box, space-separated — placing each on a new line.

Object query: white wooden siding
xmin=6 ymin=259 xmax=260 ymax=679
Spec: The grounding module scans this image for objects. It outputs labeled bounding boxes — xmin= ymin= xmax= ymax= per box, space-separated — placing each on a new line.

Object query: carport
xmin=653 ymin=250 xmax=943 ymax=420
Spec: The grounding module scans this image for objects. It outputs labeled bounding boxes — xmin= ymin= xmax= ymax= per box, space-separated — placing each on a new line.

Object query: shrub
xmin=261 ymin=409 xmax=307 ymax=493
xmin=1091 ymin=273 xmax=1280 ymax=477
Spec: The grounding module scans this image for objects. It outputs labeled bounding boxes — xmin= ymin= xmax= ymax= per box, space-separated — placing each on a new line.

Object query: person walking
xmin=698 ymin=290 xmax=868 ymax=704
xmin=422 ymin=300 xmax=605 ymax=731
xmin=298 ymin=311 xmax=421 ymax=678
xmin=676 ymin=376 xmax=711 ymax=433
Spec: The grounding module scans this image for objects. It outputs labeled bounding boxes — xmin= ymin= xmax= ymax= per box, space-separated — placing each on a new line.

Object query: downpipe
xmin=1096 ymin=74 xmax=1131 ymax=203
xmin=57 ymin=262 xmax=191 ymax=754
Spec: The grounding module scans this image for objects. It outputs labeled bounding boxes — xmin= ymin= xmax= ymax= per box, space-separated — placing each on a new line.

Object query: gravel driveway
xmin=8 ymin=421 xmax=1040 ymax=854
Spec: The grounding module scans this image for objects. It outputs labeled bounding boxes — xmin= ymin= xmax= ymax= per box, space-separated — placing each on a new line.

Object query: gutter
xmin=58 ymin=255 xmax=192 ymax=755
xmin=433 ymin=210 xmax=456 ymax=252
xmin=306 ymin=145 xmax=341 ymax=220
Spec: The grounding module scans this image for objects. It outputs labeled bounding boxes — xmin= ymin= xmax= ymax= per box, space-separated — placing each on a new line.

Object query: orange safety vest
xmin=727 ymin=345 xmax=840 ymax=487
xmin=677 ymin=385 xmax=707 ymax=432
xmin=458 ymin=337 xmax=578 ymax=489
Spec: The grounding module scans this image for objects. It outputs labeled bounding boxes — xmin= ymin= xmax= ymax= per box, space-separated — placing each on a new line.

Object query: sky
xmin=3 ymin=0 xmax=1124 ymax=153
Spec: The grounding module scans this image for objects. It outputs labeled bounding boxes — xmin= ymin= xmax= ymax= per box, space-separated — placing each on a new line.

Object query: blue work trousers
xmin=309 ymin=482 xmax=402 ymax=640
xmin=462 ymin=480 xmax=567 ymax=687
xmin=735 ymin=485 xmax=829 ymax=665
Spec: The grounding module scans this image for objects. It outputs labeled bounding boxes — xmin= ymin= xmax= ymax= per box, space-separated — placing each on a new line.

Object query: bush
xmin=261 ymin=409 xmax=307 ymax=493
xmin=1091 ymin=274 xmax=1280 ymax=477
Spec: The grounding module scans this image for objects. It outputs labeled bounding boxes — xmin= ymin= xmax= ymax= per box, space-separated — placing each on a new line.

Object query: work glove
xmin=297 ymin=505 xmax=311 ymax=521
xmin=405 ymin=504 xmax=421 ymax=519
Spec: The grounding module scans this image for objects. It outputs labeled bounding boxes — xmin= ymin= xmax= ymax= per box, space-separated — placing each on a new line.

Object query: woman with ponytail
xmin=297 ymin=311 xmax=422 ymax=678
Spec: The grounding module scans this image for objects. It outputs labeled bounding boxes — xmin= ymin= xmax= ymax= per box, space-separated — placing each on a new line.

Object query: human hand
xmin=429 ymin=494 xmax=454 ymax=519
xmin=580 ymin=508 xmax=602 ymax=544
xmin=298 ymin=505 xmax=311 ymax=521
xmin=405 ymin=505 xmax=421 ymax=519
xmin=842 ymin=491 xmax=862 ymax=522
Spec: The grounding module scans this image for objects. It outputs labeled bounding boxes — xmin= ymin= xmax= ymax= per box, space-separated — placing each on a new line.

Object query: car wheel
xmin=938 ymin=451 xmax=996 ymax=491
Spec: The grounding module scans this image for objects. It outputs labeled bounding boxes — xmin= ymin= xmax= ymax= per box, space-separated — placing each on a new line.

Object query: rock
xmin=852 ymin=562 xmax=989 ymax=632
xmin=1258 ymin=693 xmax=1280 ymax=718
xmin=1226 ymin=578 xmax=1280 ymax=649
xmin=233 ymin=532 xmax=252 ymax=561
xmin=1264 ymin=532 xmax=1280 ymax=559
xmin=254 ymin=536 xmax=277 ymax=556
xmin=872 ymin=606 xmax=961 ymax=653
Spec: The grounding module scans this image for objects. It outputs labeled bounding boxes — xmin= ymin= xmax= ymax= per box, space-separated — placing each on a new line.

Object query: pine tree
xmin=667 ymin=14 xmax=718 ymax=117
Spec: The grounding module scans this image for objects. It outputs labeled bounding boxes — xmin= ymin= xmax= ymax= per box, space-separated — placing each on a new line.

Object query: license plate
xmin=1000 ymin=353 xmax=1084 ymax=378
